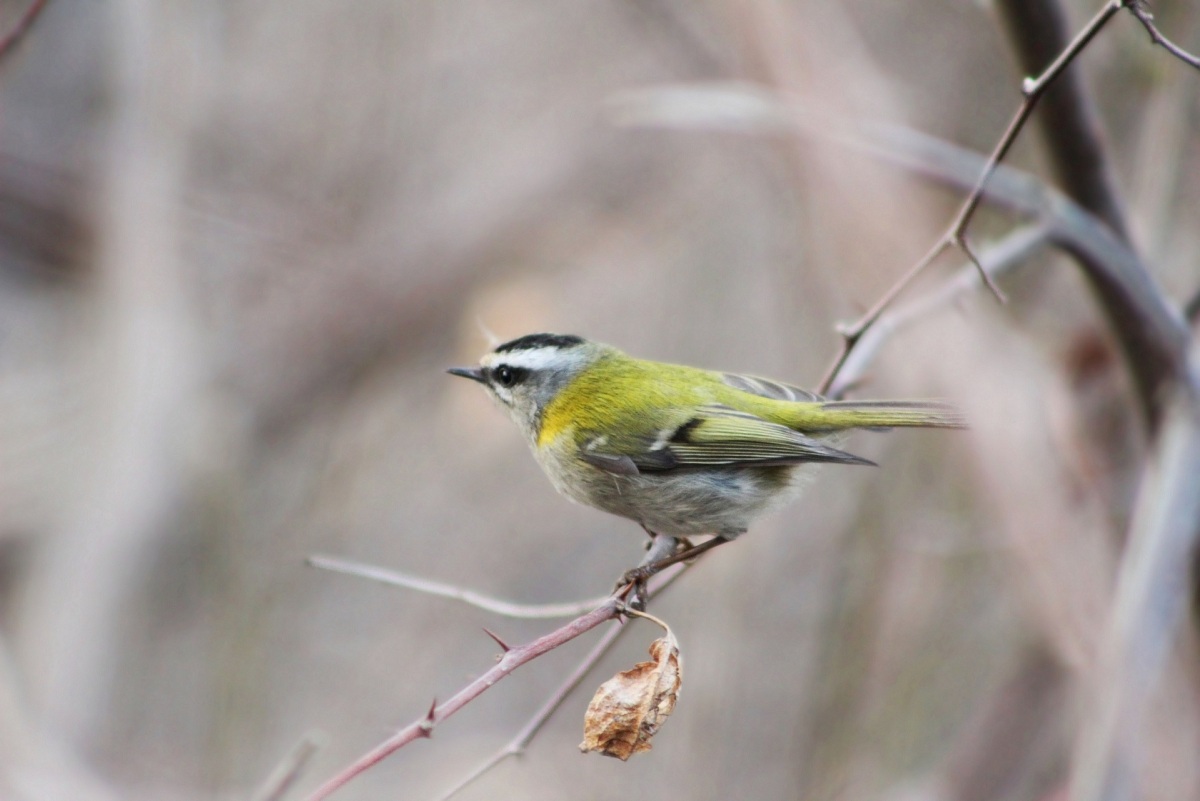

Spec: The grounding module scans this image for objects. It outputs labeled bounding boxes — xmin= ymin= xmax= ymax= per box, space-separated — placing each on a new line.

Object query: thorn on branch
xmin=482 ymin=627 xmax=511 ymax=653
xmin=419 ymin=699 xmax=438 ymax=738
xmin=953 ymin=235 xmax=1008 ymax=304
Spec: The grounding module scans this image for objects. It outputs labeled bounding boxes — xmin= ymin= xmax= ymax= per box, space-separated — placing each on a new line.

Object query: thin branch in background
xmin=0 ymin=0 xmax=50 ymax=63
xmin=253 ymin=733 xmax=324 ymax=801
xmin=996 ymin=0 xmax=1133 ymax=243
xmin=1127 ymin=1 xmax=1200 ymax=70
xmin=301 ymin=564 xmax=687 ymax=801
xmin=611 ymin=80 xmax=1189 ymax=416
xmin=306 ymin=554 xmax=609 ymax=619
xmin=815 ymin=0 xmax=1125 ymax=395
xmin=861 ymin=121 xmax=1192 ymax=421
xmin=828 ymin=224 xmax=1050 ymax=398
xmin=1185 ymin=286 xmax=1200 ymax=324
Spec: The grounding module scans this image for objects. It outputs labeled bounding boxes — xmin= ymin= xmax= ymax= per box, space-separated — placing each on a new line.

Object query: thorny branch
xmin=433 ymin=621 xmax=628 ymax=801
xmin=300 ymin=565 xmax=686 ymax=801
xmin=301 ymin=601 xmax=624 ymax=801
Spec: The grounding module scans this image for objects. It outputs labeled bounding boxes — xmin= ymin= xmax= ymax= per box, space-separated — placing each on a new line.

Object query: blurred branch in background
xmin=0 ymin=157 xmax=92 ymax=284
xmin=996 ymin=0 xmax=1133 ymax=243
xmin=1072 ymin=361 xmax=1200 ymax=801
xmin=253 ymin=734 xmax=323 ymax=801
xmin=830 ymin=224 xmax=1050 ymax=399
xmin=0 ymin=635 xmax=117 ymax=801
xmin=0 ymin=0 xmax=1197 ymax=799
xmin=612 ymin=78 xmax=1190 ymax=426
xmin=14 ymin=0 xmax=207 ymax=753
xmin=0 ymin=0 xmax=49 ymax=63
xmin=1126 ymin=1 xmax=1200 ymax=71
xmin=818 ymin=0 xmax=1123 ymax=398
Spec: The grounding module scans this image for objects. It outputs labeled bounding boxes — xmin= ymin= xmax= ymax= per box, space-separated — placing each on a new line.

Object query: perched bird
xmin=449 ymin=333 xmax=963 ymax=590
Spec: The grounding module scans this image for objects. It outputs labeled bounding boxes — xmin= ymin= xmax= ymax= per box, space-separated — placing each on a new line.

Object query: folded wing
xmin=579 ymin=404 xmax=873 ymax=475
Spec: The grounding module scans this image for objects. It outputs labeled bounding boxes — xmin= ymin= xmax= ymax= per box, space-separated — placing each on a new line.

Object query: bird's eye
xmin=494 ymin=365 xmax=516 ymax=387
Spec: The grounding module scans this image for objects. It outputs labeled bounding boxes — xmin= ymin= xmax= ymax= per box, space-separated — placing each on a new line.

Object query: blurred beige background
xmin=0 ymin=0 xmax=1197 ymax=799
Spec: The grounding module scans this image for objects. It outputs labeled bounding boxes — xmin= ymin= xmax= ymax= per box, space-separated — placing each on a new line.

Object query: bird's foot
xmin=614 ymin=534 xmax=687 ymax=610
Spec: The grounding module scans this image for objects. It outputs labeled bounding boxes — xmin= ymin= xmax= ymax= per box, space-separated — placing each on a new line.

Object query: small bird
xmin=449 ymin=333 xmax=963 ymax=592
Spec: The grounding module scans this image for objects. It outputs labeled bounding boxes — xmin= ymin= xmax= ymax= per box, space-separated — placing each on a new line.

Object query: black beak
xmin=447 ymin=366 xmax=486 ymax=384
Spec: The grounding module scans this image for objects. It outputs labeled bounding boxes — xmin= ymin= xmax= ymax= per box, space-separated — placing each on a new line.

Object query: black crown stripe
xmin=493 ymin=333 xmax=585 ymax=353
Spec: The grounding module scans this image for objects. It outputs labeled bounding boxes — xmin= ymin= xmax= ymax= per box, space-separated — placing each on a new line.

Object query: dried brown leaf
xmin=579 ymin=634 xmax=681 ymax=760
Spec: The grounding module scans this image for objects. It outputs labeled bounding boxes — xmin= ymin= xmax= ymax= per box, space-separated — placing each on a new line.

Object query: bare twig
xmin=0 ymin=0 xmax=50 ymax=63
xmin=611 ymin=82 xmax=1190 ymax=421
xmin=814 ymin=0 xmax=1125 ymax=394
xmin=828 ymin=224 xmax=1050 ymax=399
xmin=1070 ymin=363 xmax=1200 ymax=801
xmin=1126 ymin=1 xmax=1200 ymax=70
xmin=996 ymin=0 xmax=1133 ymax=242
xmin=253 ymin=733 xmax=324 ymax=801
xmin=302 ymin=565 xmax=685 ymax=801
xmin=306 ymin=554 xmax=608 ymax=619
xmin=863 ymin=122 xmax=1191 ymax=426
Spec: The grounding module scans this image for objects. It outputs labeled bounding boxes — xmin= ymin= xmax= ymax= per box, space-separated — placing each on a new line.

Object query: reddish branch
xmin=302 ymin=598 xmax=627 ymax=801
xmin=433 ymin=621 xmax=630 ymax=801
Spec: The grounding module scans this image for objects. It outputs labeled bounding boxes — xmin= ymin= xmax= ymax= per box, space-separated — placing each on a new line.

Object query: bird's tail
xmin=810 ymin=399 xmax=966 ymax=431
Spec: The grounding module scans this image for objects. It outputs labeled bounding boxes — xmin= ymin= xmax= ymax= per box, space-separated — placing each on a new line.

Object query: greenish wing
xmin=579 ymin=404 xmax=873 ymax=476
xmin=720 ymin=372 xmax=824 ymax=403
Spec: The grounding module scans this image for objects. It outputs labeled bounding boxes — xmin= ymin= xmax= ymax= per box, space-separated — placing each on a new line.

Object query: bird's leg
xmin=616 ymin=529 xmax=686 ymax=610
xmin=632 ymin=534 xmax=729 ymax=577
xmin=617 ymin=532 xmax=730 ymax=610
xmin=640 ymin=529 xmax=682 ymax=567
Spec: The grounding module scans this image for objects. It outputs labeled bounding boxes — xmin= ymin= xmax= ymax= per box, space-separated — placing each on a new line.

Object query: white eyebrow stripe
xmin=481 ymin=347 xmax=586 ymax=372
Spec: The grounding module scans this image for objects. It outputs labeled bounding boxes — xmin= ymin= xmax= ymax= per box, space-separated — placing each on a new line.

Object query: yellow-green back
xmin=538 ymin=349 xmax=963 ymax=452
